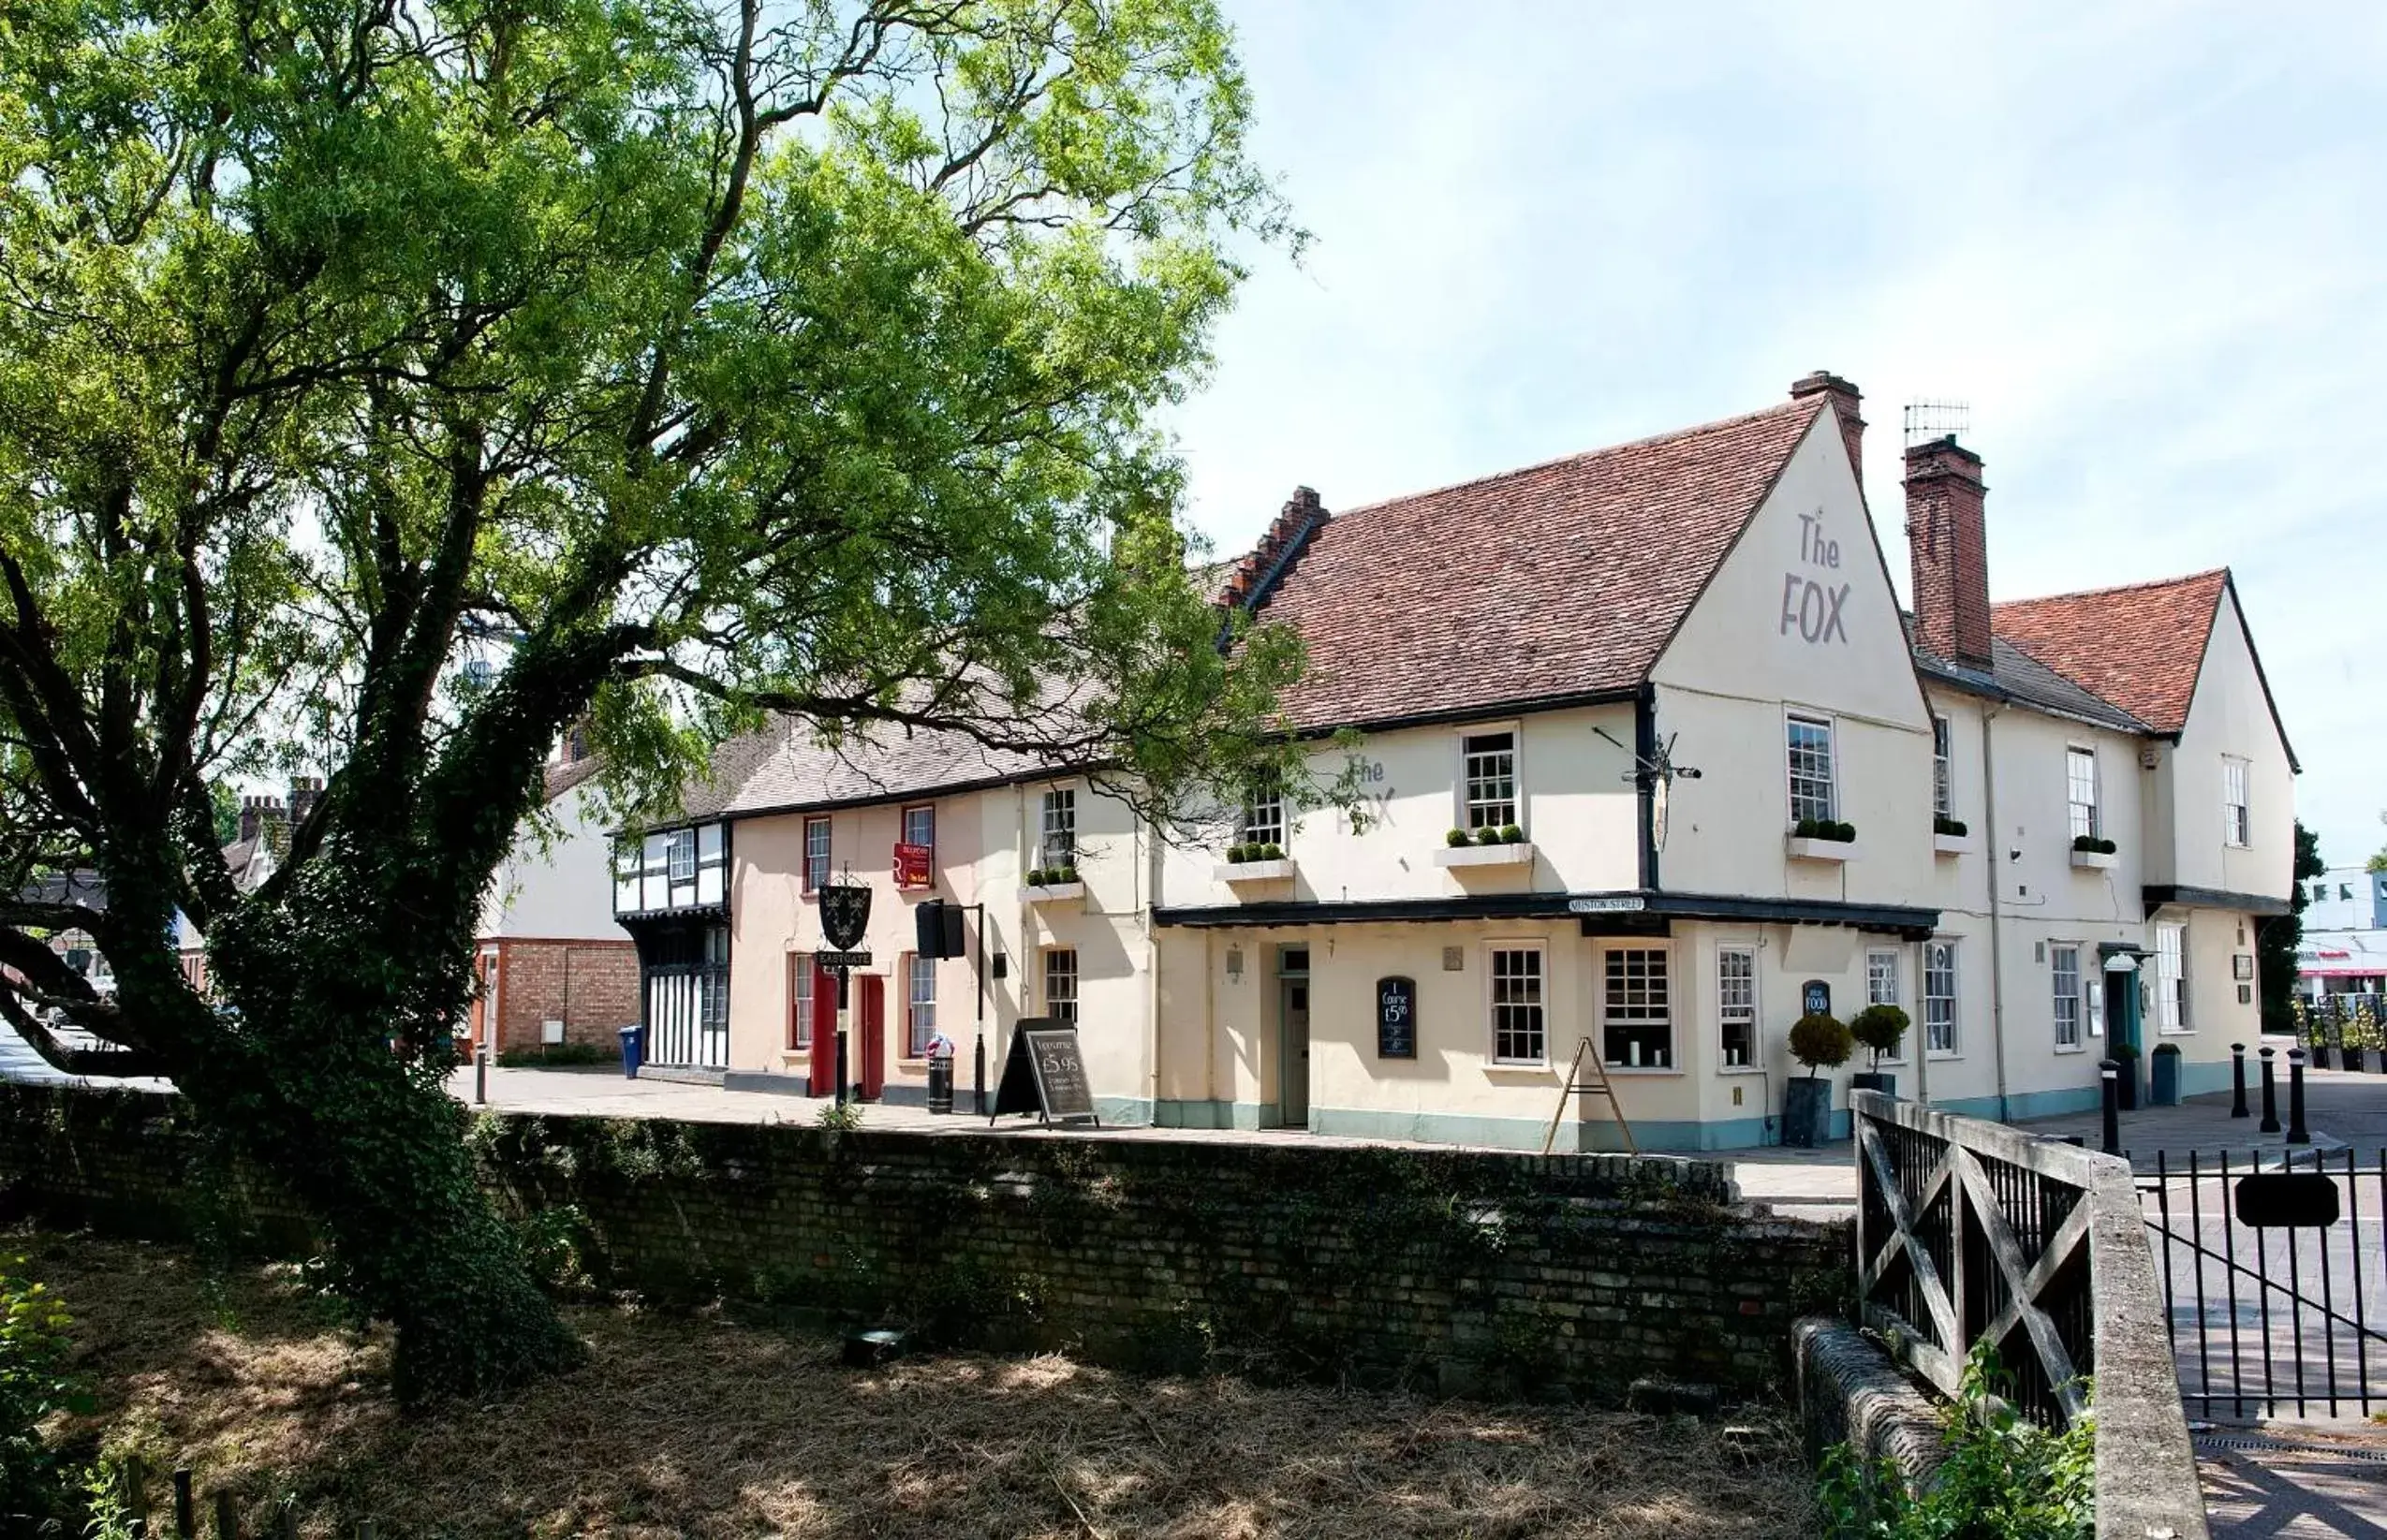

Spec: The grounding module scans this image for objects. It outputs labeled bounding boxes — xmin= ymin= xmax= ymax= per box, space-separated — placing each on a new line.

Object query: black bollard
xmin=2100 ymin=1060 xmax=2121 ymax=1155
xmin=174 ymin=1469 xmax=195 ymax=1539
xmin=2231 ymin=1042 xmax=2249 ymax=1118
xmin=2288 ymin=1048 xmax=2311 ymax=1144
xmin=475 ymin=1043 xmax=489 ymax=1106
xmin=834 ymin=1028 xmax=849 ymax=1108
xmin=2260 ymin=1046 xmax=2280 ymax=1135
xmin=974 ymin=1034 xmax=988 ymax=1119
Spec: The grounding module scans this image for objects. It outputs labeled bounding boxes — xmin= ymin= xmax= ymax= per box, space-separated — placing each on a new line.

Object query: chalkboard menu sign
xmin=991 ymin=1018 xmax=1099 ymax=1125
xmin=1377 ymin=975 xmax=1417 ymax=1059
xmin=1802 ymin=979 xmax=1832 ymax=1017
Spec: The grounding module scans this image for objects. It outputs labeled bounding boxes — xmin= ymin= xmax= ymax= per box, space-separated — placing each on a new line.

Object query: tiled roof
xmin=1906 ymin=620 xmax=2149 ymax=734
xmin=673 ymin=716 xmax=1054 ymax=824
xmin=1989 ymin=570 xmax=2229 ymax=736
xmin=542 ymin=752 xmax=606 ymax=803
xmin=1247 ymin=399 xmax=1827 ymax=730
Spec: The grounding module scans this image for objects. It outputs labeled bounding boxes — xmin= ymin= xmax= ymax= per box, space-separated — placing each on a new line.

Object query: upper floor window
xmin=1923 ymin=939 xmax=1959 ymax=1055
xmin=2222 ymin=757 xmax=2250 ymax=847
xmin=2155 ymin=921 xmax=2190 ymax=1033
xmin=1488 ymin=944 xmax=1545 ymax=1064
xmin=666 ymin=829 xmax=696 ymax=883
xmin=1931 ymin=715 xmax=1953 ymax=820
xmin=2066 ymin=747 xmax=2100 ymax=842
xmin=902 ymin=803 xmax=936 ymax=854
xmin=1240 ymin=780 xmax=1286 ymax=849
xmin=803 ymin=815 xmax=832 ymax=892
xmin=1717 ymin=946 xmax=1757 ymax=1069
xmin=1786 ymin=714 xmax=1835 ymax=826
xmin=1601 ymin=946 xmax=1672 ymax=1070
xmin=1039 ymin=787 xmax=1077 ymax=870
xmin=1462 ymin=731 xmax=1517 ymax=831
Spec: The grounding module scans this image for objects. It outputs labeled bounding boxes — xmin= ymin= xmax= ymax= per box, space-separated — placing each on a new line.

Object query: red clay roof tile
xmin=1248 ymin=400 xmax=1826 ymax=730
xmin=1989 ymin=570 xmax=2229 ymax=736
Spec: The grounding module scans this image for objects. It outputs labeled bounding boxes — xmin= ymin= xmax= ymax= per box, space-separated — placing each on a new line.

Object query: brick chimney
xmin=1218 ymin=486 xmax=1331 ymax=612
xmin=1790 ymin=372 xmax=1864 ymax=485
xmin=287 ymin=775 xmax=323 ymax=828
xmin=237 ymin=794 xmax=287 ymax=845
xmin=1905 ymin=435 xmax=1993 ymax=669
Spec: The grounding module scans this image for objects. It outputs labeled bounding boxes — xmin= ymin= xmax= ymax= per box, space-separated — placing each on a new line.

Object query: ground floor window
xmin=789 ymin=952 xmax=813 ymax=1049
xmin=906 ymin=952 xmax=937 ymax=1055
xmin=1923 ymin=939 xmax=1958 ymax=1056
xmin=2155 ymin=921 xmax=2190 ymax=1033
xmin=1043 ymin=947 xmax=1079 ymax=1023
xmin=1865 ymin=948 xmax=1904 ymax=1062
xmin=1603 ymin=946 xmax=1672 ymax=1070
xmin=1717 ymin=946 xmax=1756 ymax=1068
xmin=2051 ymin=945 xmax=2083 ymax=1050
xmin=1488 ymin=945 xmax=1545 ymax=1063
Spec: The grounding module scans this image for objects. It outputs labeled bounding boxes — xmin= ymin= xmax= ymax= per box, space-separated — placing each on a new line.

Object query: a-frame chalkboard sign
xmin=991 ymin=1017 xmax=1099 ymax=1126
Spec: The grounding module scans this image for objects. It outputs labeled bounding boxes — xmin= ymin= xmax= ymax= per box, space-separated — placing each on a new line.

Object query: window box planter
xmin=1022 ymin=880 xmax=1085 ymax=905
xmin=1215 ymin=858 xmax=1295 ymax=887
xmin=2070 ymin=848 xmax=2117 ymax=871
xmin=1932 ymin=832 xmax=1975 ymax=856
xmin=1433 ymin=841 xmax=1536 ymax=870
xmin=1785 ymin=835 xmax=1861 ymax=863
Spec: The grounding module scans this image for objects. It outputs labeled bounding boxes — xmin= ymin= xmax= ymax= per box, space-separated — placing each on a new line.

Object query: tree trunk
xmin=173 ymin=854 xmax=585 ymax=1405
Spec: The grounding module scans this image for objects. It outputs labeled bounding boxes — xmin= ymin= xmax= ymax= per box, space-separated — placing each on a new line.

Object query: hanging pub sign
xmin=991 ymin=1018 xmax=1098 ymax=1125
xmin=1377 ymin=975 xmax=1417 ymax=1059
xmin=893 ymin=842 xmax=934 ymax=889
xmin=818 ymin=873 xmax=872 ymax=951
xmin=1803 ymin=979 xmax=1832 ymax=1017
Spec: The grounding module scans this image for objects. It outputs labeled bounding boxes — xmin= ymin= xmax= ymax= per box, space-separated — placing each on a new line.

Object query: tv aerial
xmin=1593 ymin=728 xmax=1702 ymax=851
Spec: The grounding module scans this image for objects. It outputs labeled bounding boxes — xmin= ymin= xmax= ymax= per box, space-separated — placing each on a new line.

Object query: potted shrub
xmin=2150 ymin=1042 xmax=2182 ymax=1107
xmin=1260 ymin=843 xmax=1285 ymax=862
xmin=1933 ymin=814 xmax=1967 ymax=838
xmin=1793 ymin=815 xmax=1822 ymax=839
xmin=2112 ymin=1039 xmax=2142 ymax=1110
xmin=1783 ymin=1011 xmax=1853 ymax=1148
xmin=1024 ymin=866 xmax=1048 ymax=887
xmin=1475 ymin=826 xmax=1505 ymax=847
xmin=1447 ymin=828 xmax=1472 ymax=848
xmin=1225 ymin=843 xmax=1250 ymax=864
xmin=1849 ymin=1004 xmax=1909 ymax=1098
xmin=1499 ymin=823 xmax=1525 ymax=844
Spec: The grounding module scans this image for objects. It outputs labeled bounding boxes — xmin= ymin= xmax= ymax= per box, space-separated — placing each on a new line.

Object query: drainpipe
xmin=1982 ymin=703 xmax=2012 ymax=1122
xmin=1144 ymin=815 xmax=1163 ymax=1122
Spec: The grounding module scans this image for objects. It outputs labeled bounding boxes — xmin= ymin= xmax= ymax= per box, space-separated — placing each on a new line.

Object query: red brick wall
xmin=493 ymin=939 xmax=639 ymax=1053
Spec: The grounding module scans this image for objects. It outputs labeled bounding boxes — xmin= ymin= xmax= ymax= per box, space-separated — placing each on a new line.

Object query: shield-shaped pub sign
xmin=818 ymin=875 xmax=873 ymax=951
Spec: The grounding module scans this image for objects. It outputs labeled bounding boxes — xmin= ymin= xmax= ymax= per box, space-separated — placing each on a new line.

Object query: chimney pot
xmin=1790 ymin=372 xmax=1865 ymax=487
xmin=1905 ymin=436 xmax=1993 ymax=669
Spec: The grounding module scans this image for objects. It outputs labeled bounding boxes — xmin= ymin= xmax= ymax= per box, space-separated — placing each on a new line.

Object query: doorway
xmin=1277 ymin=968 xmax=1311 ymax=1129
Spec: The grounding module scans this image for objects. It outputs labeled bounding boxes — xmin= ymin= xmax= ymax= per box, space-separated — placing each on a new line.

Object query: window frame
xmin=1458 ymin=726 xmax=1521 ymax=833
xmin=1923 ymin=938 xmax=1959 ymax=1058
xmin=802 ymin=814 xmax=833 ymax=894
xmin=1785 ymin=711 xmax=1837 ymax=827
xmin=1930 ymin=714 xmax=1953 ymax=821
xmin=2222 ymin=757 xmax=2250 ymax=848
xmin=1039 ymin=786 xmax=1078 ymax=871
xmin=1042 ymin=946 xmax=1079 ymax=1023
xmin=1717 ymin=944 xmax=1759 ymax=1072
xmin=2066 ymin=745 xmax=2100 ymax=843
xmin=2050 ymin=944 xmax=2084 ymax=1053
xmin=906 ymin=951 xmax=937 ymax=1057
xmin=899 ymin=802 xmax=936 ymax=879
xmin=1865 ymin=947 xmax=1906 ymax=1064
xmin=2155 ymin=920 xmax=2191 ymax=1034
xmin=788 ymin=953 xmax=813 ymax=1050
xmin=1485 ymin=940 xmax=1548 ymax=1066
xmin=666 ymin=829 xmax=697 ymax=883
xmin=1599 ymin=943 xmax=1674 ymax=1073
xmin=1239 ymin=779 xmax=1287 ymax=850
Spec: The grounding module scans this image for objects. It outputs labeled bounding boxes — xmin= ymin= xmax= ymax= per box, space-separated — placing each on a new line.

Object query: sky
xmin=1166 ymin=1 xmax=2387 ymax=873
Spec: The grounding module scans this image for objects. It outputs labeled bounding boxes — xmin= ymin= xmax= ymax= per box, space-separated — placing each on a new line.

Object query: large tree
xmin=0 ymin=0 xmax=1306 ymax=1402
xmin=2258 ymin=820 xmax=2324 ymax=1034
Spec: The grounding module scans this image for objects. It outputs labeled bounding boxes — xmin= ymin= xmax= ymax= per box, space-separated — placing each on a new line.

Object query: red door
xmin=807 ymin=962 xmax=837 ymax=1094
xmin=858 ymin=974 xmax=887 ymax=1100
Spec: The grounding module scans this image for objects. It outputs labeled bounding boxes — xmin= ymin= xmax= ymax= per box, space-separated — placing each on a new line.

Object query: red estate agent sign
xmin=893 ymin=841 xmax=934 ymax=888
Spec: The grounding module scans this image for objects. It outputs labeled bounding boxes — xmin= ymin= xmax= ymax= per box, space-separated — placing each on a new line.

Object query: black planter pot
xmin=1783 ymin=1077 xmax=1834 ymax=1148
xmin=2311 ymin=1043 xmax=2335 ymax=1071
xmin=2346 ymin=1047 xmax=2368 ymax=1074
xmin=1851 ymin=1070 xmax=1897 ymax=1099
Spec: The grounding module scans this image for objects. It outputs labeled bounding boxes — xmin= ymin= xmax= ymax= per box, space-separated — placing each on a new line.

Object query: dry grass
xmin=35 ymin=1230 xmax=1817 ymax=1538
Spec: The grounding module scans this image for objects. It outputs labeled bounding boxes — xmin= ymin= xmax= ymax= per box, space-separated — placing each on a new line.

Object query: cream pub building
xmin=622 ymin=373 xmax=2296 ymax=1151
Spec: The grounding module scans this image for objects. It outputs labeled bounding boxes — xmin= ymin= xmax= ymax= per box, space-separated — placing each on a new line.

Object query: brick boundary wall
xmin=493 ymin=939 xmax=640 ymax=1054
xmin=0 ymin=1088 xmax=1852 ymax=1404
